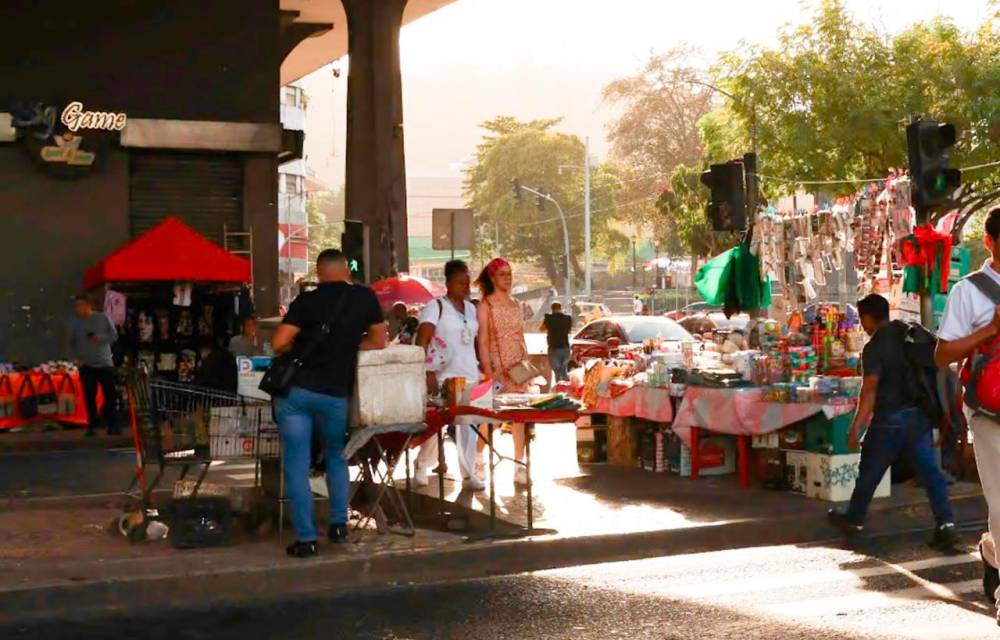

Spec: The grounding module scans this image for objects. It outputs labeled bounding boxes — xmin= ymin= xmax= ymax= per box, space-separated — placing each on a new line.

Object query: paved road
xmin=3 ymin=527 xmax=994 ymax=639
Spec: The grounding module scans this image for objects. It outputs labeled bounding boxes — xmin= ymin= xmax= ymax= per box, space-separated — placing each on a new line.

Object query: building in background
xmin=278 ymin=82 xmax=309 ymax=300
xmin=405 ymin=175 xmax=470 ymax=282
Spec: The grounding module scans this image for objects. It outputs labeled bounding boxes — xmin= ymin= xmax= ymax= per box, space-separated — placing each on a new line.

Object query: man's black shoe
xmin=285 ymin=540 xmax=318 ymax=558
xmin=981 ymin=543 xmax=999 ymax=605
xmin=928 ymin=523 xmax=961 ymax=552
xmin=328 ymin=524 xmax=349 ymax=544
xmin=827 ymin=509 xmax=863 ymax=537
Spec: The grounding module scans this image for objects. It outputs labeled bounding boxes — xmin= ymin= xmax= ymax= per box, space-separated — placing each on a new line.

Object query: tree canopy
xmin=604 ymin=0 xmax=1000 ymax=258
xmin=464 ymin=116 xmax=628 ymax=288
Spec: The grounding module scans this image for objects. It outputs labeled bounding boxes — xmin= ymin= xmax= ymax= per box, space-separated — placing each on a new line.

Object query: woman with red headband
xmin=476 ymin=257 xmax=532 ymax=486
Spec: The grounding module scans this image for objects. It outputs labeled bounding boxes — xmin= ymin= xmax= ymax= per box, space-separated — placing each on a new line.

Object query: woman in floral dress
xmin=476 ymin=257 xmax=531 ymax=486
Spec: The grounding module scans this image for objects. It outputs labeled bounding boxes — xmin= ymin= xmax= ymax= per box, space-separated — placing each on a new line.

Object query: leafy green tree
xmin=304 ymin=186 xmax=345 ymax=280
xmin=464 ymin=116 xmax=628 ymax=288
xmin=711 ymin=0 xmax=1000 ymax=201
xmin=602 ymin=48 xmax=716 ymax=249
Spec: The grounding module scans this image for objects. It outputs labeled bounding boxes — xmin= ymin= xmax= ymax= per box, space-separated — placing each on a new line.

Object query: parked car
xmin=572 ymin=301 xmax=612 ymax=326
xmin=571 ymin=315 xmax=694 ymax=363
xmin=665 ymin=301 xmax=721 ymax=321
xmin=679 ymin=312 xmax=752 ymax=339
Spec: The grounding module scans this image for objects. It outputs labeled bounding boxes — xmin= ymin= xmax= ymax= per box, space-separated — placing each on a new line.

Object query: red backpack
xmin=960 ymin=272 xmax=1000 ymax=419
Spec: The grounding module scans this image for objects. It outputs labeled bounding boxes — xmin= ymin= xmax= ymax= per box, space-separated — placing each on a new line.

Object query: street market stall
xmin=0 ymin=365 xmax=94 ymax=430
xmin=83 ymin=217 xmax=254 ymax=380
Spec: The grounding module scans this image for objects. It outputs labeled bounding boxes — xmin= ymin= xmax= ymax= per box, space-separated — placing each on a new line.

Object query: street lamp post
xmin=559 ymin=136 xmax=593 ymax=299
xmin=515 ymin=183 xmax=572 ymax=302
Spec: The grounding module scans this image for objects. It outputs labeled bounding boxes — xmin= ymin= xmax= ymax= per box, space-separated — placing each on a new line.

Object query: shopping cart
xmin=120 ymin=371 xmax=279 ymax=541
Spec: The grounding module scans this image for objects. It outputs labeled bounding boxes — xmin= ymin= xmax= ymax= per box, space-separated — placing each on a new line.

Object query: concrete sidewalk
xmin=0 ymin=469 xmax=987 ymax=624
xmin=0 ymin=422 xmax=988 ymax=623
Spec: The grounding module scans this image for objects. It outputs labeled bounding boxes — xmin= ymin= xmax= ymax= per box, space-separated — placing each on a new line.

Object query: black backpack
xmin=892 ymin=320 xmax=942 ymax=421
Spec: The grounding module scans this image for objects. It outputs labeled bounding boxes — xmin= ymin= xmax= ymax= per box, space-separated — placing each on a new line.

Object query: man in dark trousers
xmin=271 ymin=249 xmax=387 ymax=558
xmin=828 ymin=293 xmax=959 ymax=550
xmin=69 ymin=295 xmax=119 ymax=436
xmin=541 ymin=301 xmax=573 ymax=383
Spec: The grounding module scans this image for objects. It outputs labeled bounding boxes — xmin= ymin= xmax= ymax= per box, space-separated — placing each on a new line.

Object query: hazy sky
xmin=301 ymin=0 xmax=995 ymax=189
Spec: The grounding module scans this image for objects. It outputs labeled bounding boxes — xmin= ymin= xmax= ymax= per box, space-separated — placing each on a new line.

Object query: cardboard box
xmin=785 ymin=450 xmax=810 ymax=493
xmin=805 ymin=451 xmax=890 ymax=502
xmin=804 ymin=414 xmax=852 ymax=455
xmin=779 ymin=424 xmax=807 ymax=450
xmin=668 ymin=435 xmax=737 ymax=477
xmin=752 ymin=432 xmax=780 ymax=449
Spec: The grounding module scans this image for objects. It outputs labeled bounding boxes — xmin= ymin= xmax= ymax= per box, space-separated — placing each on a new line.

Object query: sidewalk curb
xmin=0 ymin=493 xmax=987 ymax=624
xmin=0 ymin=436 xmax=132 ymax=455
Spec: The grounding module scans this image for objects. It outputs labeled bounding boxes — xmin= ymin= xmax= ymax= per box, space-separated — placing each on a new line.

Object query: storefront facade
xmin=0 ymin=1 xmax=283 ymax=363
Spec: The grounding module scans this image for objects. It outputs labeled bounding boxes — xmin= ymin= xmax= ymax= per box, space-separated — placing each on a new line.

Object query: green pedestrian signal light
xmin=341 ymin=221 xmax=366 ymax=282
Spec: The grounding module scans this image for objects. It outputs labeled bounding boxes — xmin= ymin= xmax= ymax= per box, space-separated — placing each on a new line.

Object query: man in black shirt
xmin=828 ymin=294 xmax=957 ymax=550
xmin=541 ymin=301 xmax=573 ymax=382
xmin=271 ymin=249 xmax=386 ymax=558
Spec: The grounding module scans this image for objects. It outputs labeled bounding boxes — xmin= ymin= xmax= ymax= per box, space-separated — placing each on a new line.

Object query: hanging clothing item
xmin=695 ymin=244 xmax=771 ymax=315
xmin=900 ymin=224 xmax=952 ymax=294
xmin=103 ymin=290 xmax=127 ymax=327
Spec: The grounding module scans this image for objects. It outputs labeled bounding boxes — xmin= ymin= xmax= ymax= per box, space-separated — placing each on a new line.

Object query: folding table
xmin=425 ymin=405 xmax=580 ymax=538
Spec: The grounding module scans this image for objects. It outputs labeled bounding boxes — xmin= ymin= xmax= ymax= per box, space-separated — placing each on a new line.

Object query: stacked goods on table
xmin=494 ymin=393 xmax=582 ymax=412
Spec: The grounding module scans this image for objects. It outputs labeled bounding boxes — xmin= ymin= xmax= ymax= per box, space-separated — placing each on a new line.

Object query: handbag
xmin=0 ymin=375 xmax=15 ymax=419
xmin=36 ymin=374 xmax=58 ymax=416
xmin=259 ymin=286 xmax=353 ymax=397
xmin=56 ymin=371 xmax=78 ymax=416
xmin=17 ymin=375 xmax=38 ymax=419
xmin=486 ymin=298 xmax=541 ymax=386
xmin=424 ymin=300 xmax=453 ymax=373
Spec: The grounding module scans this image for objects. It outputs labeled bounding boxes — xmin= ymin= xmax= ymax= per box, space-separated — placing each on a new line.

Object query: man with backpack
xmin=935 ymin=208 xmax=1000 ymax=614
xmin=828 ymin=294 xmax=959 ymax=550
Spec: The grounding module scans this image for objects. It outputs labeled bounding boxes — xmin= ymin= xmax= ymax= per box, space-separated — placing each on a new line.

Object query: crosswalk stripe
xmin=660 ymin=553 xmax=980 ymax=599
xmin=225 ymin=473 xmax=258 ymax=481
xmin=759 ymin=578 xmax=982 ymax=617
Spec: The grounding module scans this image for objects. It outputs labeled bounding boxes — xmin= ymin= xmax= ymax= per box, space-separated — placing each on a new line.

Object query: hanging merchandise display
xmin=751 ymin=205 xmax=852 ymax=314
xmin=899 ymin=224 xmax=952 ymax=295
xmin=694 ymin=244 xmax=771 ymax=316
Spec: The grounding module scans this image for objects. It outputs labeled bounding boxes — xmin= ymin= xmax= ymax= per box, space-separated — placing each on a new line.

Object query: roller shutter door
xmin=129 ymin=151 xmax=243 ymax=245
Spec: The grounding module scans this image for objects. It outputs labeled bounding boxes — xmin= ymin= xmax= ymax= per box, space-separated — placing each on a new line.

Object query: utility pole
xmin=584 ymin=137 xmax=592 ymax=299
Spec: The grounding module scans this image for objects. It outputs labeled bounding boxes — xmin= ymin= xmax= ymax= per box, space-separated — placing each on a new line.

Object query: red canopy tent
xmin=83 ymin=217 xmax=251 ymax=289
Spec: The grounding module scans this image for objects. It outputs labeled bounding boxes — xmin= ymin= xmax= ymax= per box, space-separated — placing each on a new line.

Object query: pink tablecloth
xmin=588 ymin=385 xmax=674 ymax=423
xmin=671 ymin=386 xmax=855 ymax=446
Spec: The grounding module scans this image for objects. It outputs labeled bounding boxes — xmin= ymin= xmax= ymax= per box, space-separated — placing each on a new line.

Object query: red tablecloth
xmin=671 ymin=386 xmax=856 ymax=447
xmin=587 ymin=386 xmax=674 ymax=423
xmin=0 ymin=370 xmax=95 ymax=430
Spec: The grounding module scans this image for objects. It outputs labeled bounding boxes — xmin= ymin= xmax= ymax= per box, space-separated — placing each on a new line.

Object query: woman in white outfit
xmin=413 ymin=260 xmax=485 ymax=491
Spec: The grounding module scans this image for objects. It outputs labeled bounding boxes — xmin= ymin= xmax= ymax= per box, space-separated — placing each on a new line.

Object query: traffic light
xmin=511 ymin=178 xmax=522 ymax=202
xmin=341 ymin=220 xmax=365 ymax=282
xmin=535 ymin=194 xmax=546 ymax=210
xmin=700 ymin=161 xmax=746 ymax=231
xmin=906 ymin=119 xmax=961 ymax=220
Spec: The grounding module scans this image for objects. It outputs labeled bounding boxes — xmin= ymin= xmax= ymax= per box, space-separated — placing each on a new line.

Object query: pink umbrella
xmin=370 ymin=274 xmax=445 ymax=308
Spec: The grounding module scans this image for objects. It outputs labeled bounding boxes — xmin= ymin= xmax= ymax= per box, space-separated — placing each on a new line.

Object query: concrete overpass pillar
xmin=342 ymin=0 xmax=409 ymax=283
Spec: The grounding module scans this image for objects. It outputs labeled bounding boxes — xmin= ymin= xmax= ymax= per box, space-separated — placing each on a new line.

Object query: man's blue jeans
xmin=274 ymin=386 xmax=349 ymax=542
xmin=846 ymin=408 xmax=954 ymax=526
xmin=549 ymin=347 xmax=571 ymax=382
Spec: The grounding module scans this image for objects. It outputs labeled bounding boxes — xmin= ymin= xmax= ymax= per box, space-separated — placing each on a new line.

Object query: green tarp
xmin=694 ymin=244 xmax=771 ymax=313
